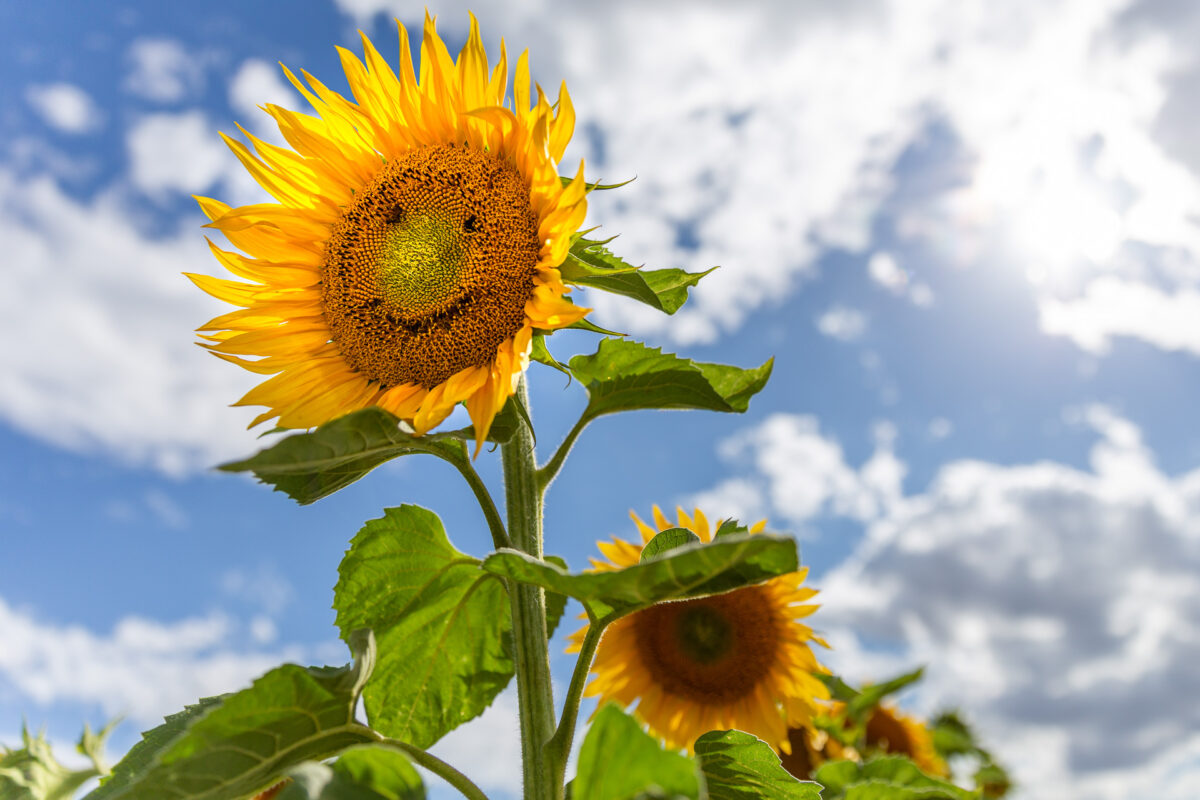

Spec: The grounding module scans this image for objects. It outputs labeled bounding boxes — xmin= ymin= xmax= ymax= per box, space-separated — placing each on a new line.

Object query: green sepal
xmin=572 ymin=705 xmax=700 ymax=800
xmin=531 ymin=334 xmax=573 ymax=382
xmin=640 ymin=528 xmax=701 ymax=561
xmin=559 ymin=176 xmax=635 ymax=192
xmin=482 ymin=532 xmax=797 ymax=622
xmin=694 ymin=730 xmax=821 ymax=800
xmin=85 ymin=631 xmax=379 ymax=800
xmin=713 ymin=520 xmax=750 ymax=538
xmin=813 ymin=757 xmax=978 ymax=800
xmin=277 ymin=745 xmax=425 ymax=800
xmin=333 ymin=506 xmax=513 ymax=749
xmin=828 ymin=669 xmax=924 ymax=718
xmin=1 ymin=722 xmax=113 ymax=800
xmin=562 ymin=239 xmax=714 ymax=315
xmin=568 ymin=318 xmax=627 ymax=337
xmin=570 ymin=339 xmax=772 ymax=421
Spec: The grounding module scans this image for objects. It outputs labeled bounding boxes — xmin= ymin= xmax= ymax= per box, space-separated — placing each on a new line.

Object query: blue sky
xmin=3 ymin=1 xmax=1200 ymax=798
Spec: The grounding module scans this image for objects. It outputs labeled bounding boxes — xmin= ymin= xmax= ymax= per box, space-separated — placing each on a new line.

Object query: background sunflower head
xmin=188 ymin=13 xmax=589 ymax=450
xmin=569 ymin=505 xmax=830 ymax=754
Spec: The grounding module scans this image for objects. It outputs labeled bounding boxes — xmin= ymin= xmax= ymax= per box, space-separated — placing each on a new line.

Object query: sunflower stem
xmin=450 ymin=450 xmax=511 ymax=550
xmin=378 ymin=739 xmax=493 ymax=800
xmin=502 ymin=376 xmax=557 ymax=800
xmin=546 ymin=616 xmax=604 ymax=787
xmin=536 ymin=412 xmax=593 ymax=493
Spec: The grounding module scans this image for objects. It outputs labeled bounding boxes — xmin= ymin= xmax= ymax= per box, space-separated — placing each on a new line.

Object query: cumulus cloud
xmin=818 ymin=408 xmax=1199 ymax=799
xmin=330 ymin=0 xmax=1200 ymax=356
xmin=692 ymin=413 xmax=903 ymax=527
xmin=126 ymin=111 xmax=234 ymax=197
xmin=124 ymin=38 xmax=203 ymax=102
xmin=228 ymin=59 xmax=298 ymax=123
xmin=428 ymin=689 xmax=521 ymax=798
xmin=1038 ymin=276 xmax=1200 ymax=355
xmin=815 ymin=306 xmax=869 ymax=342
xmin=0 ymin=597 xmax=305 ymax=725
xmin=0 ymin=168 xmax=265 ymax=474
xmin=25 ymin=84 xmax=101 ymax=134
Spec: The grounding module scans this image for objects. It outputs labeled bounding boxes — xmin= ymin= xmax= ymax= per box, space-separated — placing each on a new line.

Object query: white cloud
xmin=428 ymin=689 xmax=521 ymax=799
xmin=124 ymin=38 xmax=203 ymax=103
xmin=228 ymin=59 xmax=298 ymax=132
xmin=928 ymin=416 xmax=954 ymax=439
xmin=1038 ymin=276 xmax=1200 ymax=355
xmin=869 ymin=251 xmax=908 ymax=292
xmin=803 ymin=407 xmax=1200 ymax=799
xmin=815 ymin=306 xmax=868 ymax=342
xmin=695 ymin=414 xmax=900 ymax=526
xmin=0 ymin=168 xmax=264 ymax=474
xmin=0 ymin=597 xmax=304 ymax=725
xmin=25 ymin=84 xmax=101 ymax=134
xmin=126 ymin=111 xmax=233 ymax=197
xmin=327 ymin=0 xmax=1200 ymax=354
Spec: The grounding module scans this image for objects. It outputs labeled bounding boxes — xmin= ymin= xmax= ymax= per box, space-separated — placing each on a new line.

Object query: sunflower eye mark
xmin=464 ymin=215 xmax=480 ymax=233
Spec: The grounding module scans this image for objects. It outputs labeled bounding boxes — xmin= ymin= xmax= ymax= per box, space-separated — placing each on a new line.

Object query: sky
xmin=2 ymin=0 xmax=1200 ymax=798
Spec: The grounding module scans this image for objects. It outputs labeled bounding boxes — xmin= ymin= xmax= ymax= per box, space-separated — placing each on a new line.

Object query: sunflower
xmin=568 ymin=506 xmax=829 ymax=753
xmin=189 ymin=13 xmax=589 ymax=449
xmin=779 ymin=723 xmax=850 ymax=780
xmin=863 ymin=703 xmax=949 ymax=777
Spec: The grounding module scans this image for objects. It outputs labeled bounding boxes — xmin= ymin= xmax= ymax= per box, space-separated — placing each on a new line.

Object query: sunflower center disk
xmin=321 ymin=144 xmax=541 ymax=390
xmin=633 ymin=585 xmax=782 ymax=703
xmin=377 ymin=211 xmax=466 ymax=317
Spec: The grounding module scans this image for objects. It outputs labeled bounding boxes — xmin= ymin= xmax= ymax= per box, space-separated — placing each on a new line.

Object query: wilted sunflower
xmin=189 ymin=13 xmax=589 ymax=448
xmin=569 ymin=506 xmax=829 ymax=753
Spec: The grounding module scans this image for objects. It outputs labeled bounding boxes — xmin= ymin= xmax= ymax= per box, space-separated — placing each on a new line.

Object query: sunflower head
xmin=864 ymin=704 xmax=949 ymax=777
xmin=569 ymin=506 xmax=830 ymax=754
xmin=190 ymin=13 xmax=590 ymax=451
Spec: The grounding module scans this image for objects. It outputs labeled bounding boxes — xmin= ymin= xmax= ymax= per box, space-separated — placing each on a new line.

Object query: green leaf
xmin=544 ymin=555 xmax=570 ymax=640
xmin=569 ymin=339 xmax=772 ymax=421
xmin=86 ymin=631 xmax=379 ymax=800
xmin=694 ymin=730 xmax=821 ymax=800
xmin=333 ymin=506 xmax=513 ymax=748
xmin=712 ymin=520 xmax=749 ymax=538
xmin=483 ymin=532 xmax=797 ymax=622
xmin=531 ymin=334 xmax=572 ymax=381
xmin=1 ymin=724 xmax=110 ymax=800
xmin=640 ymin=528 xmax=701 ymax=561
xmin=813 ymin=758 xmax=978 ymax=800
xmin=848 ymin=669 xmax=925 ymax=717
xmin=562 ymin=240 xmax=714 ymax=315
xmin=277 ymin=745 xmax=425 ymax=800
xmin=559 ymin=176 xmax=635 ymax=191
xmin=218 ymin=408 xmax=467 ymax=505
xmin=568 ymin=318 xmax=627 ymax=337
xmin=572 ymin=705 xmax=700 ymax=800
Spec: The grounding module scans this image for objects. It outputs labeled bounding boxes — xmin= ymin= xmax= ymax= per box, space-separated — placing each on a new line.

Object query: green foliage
xmin=713 ymin=520 xmax=750 ymax=538
xmin=0 ymin=722 xmax=113 ymax=800
xmin=482 ymin=532 xmax=797 ymax=622
xmin=531 ymin=335 xmax=572 ymax=381
xmin=85 ymin=632 xmax=378 ymax=800
xmin=219 ymin=402 xmax=526 ymax=505
xmin=561 ymin=239 xmax=713 ymax=315
xmin=568 ymin=339 xmax=772 ymax=420
xmin=571 ymin=706 xmax=699 ymax=800
xmin=639 ymin=528 xmax=702 ymax=561
xmin=814 ymin=758 xmax=978 ymax=800
xmin=693 ymin=731 xmax=821 ymax=800
xmin=333 ymin=506 xmax=513 ymax=749
xmin=543 ymin=555 xmax=570 ymax=640
xmin=277 ymin=746 xmax=425 ymax=800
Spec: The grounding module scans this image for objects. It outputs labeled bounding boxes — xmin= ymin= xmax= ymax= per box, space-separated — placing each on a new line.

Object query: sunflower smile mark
xmin=322 ymin=143 xmax=541 ymax=390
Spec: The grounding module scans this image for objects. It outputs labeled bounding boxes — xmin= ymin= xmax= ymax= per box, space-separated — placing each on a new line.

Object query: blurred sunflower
xmin=864 ymin=704 xmax=948 ymax=777
xmin=189 ymin=13 xmax=588 ymax=449
xmin=569 ymin=506 xmax=829 ymax=753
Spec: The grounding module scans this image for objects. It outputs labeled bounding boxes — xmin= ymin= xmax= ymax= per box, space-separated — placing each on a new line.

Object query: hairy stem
xmin=546 ymin=617 xmax=604 ymax=787
xmin=449 ymin=451 xmax=510 ymax=550
xmin=502 ymin=377 xmax=557 ymax=800
xmin=536 ymin=412 xmax=593 ymax=493
xmin=379 ymin=739 xmax=492 ymax=800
